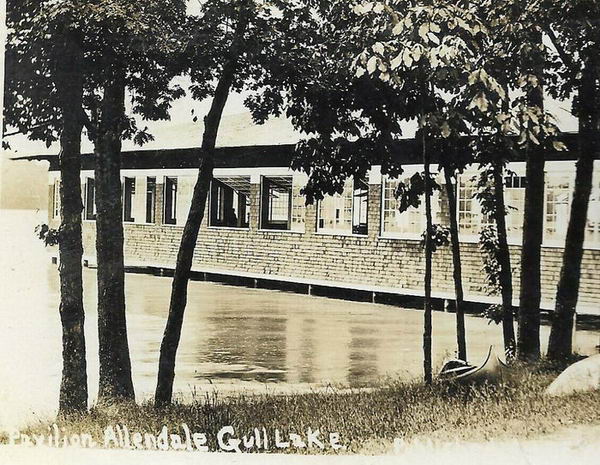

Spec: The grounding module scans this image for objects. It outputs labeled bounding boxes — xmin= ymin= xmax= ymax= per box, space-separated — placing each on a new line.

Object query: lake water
xmin=1 ymin=209 xmax=599 ymax=429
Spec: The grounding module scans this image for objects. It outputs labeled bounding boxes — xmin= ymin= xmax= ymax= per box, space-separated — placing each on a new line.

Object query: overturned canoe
xmin=439 ymin=346 xmax=506 ymax=382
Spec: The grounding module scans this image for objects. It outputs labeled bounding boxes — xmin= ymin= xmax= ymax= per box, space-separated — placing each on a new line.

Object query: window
xmin=458 ymin=175 xmax=478 ymax=235
xmin=146 ymin=177 xmax=156 ymax=223
xmin=85 ymin=178 xmax=96 ymax=221
xmin=317 ymin=178 xmax=368 ymax=235
xmin=382 ymin=174 xmax=444 ymax=238
xmin=261 ymin=176 xmax=292 ymax=230
xmin=209 ymin=176 xmax=251 ymax=228
xmin=291 ymin=179 xmax=306 ymax=232
xmin=318 ymin=180 xmax=352 ymax=234
xmin=383 ymin=177 xmax=421 ymax=236
xmin=52 ymin=180 xmax=60 ymax=219
xmin=457 ymin=173 xmax=494 ymax=237
xmin=504 ymin=175 xmax=526 ymax=242
xmin=123 ymin=177 xmax=136 ymax=222
xmin=164 ymin=176 xmax=178 ymax=225
xmin=586 ymin=177 xmax=600 ymax=245
xmin=353 ymin=179 xmax=369 ymax=234
xmin=545 ymin=174 xmax=571 ymax=243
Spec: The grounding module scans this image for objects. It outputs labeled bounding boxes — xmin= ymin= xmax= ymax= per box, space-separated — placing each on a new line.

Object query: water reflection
xmin=199 ymin=314 xmax=288 ymax=382
xmin=348 ymin=326 xmax=379 ymax=386
xmin=78 ymin=269 xmax=600 ymax=396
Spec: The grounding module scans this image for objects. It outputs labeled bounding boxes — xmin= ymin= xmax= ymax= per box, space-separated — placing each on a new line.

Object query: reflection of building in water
xmin=31 ymin=135 xmax=600 ymax=315
xmin=348 ymin=324 xmax=380 ymax=386
xmin=284 ymin=314 xmax=316 ymax=384
xmin=310 ymin=312 xmax=352 ymax=384
xmin=193 ymin=305 xmax=288 ymax=383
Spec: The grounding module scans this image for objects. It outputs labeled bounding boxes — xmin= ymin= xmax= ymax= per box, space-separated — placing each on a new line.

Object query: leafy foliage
xmin=35 ymin=223 xmax=60 ymax=247
xmin=421 ymin=224 xmax=450 ymax=253
xmin=479 ymin=224 xmax=501 ymax=296
xmin=4 ymin=0 xmax=188 ymax=148
xmin=395 ymin=172 xmax=439 ymax=212
xmin=482 ymin=303 xmax=505 ymax=325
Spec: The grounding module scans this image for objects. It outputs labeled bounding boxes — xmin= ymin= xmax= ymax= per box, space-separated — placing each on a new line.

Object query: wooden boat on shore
xmin=438 ymin=346 xmax=507 ymax=382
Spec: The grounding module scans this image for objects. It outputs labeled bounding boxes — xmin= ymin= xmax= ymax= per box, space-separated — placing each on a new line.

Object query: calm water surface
xmin=1 ymin=209 xmax=599 ymax=428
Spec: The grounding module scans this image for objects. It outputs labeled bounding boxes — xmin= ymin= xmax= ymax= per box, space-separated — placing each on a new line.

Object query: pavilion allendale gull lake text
xmin=7 ymin=424 xmax=346 ymax=453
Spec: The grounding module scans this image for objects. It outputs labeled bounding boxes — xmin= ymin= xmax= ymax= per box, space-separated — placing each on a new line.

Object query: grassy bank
xmin=6 ymin=367 xmax=600 ymax=454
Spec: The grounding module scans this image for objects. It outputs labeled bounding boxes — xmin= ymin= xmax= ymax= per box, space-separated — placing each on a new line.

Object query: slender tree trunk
xmin=155 ymin=7 xmax=250 ymax=406
xmin=547 ymin=52 xmax=599 ymax=360
xmin=94 ymin=50 xmax=134 ymax=402
xmin=517 ymin=32 xmax=545 ymax=362
xmin=442 ymin=164 xmax=467 ymax=362
xmin=55 ymin=27 xmax=87 ymax=413
xmin=492 ymin=161 xmax=516 ymax=360
xmin=422 ymin=130 xmax=433 ymax=385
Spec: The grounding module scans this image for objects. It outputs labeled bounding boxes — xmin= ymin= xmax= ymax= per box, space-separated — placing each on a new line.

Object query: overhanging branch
xmin=545 ymin=26 xmax=576 ymax=71
xmin=2 ymin=119 xmax=57 ymax=138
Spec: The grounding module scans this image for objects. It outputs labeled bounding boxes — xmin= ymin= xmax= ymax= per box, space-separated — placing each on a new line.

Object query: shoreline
xmin=4 ymin=369 xmax=600 ymax=455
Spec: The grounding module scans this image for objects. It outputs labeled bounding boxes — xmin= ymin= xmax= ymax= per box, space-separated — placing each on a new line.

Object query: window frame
xmin=316 ymin=177 xmax=369 ymax=236
xmin=456 ymin=171 xmax=491 ymax=242
xmin=584 ymin=174 xmax=600 ymax=247
xmin=542 ymin=170 xmax=573 ymax=247
xmin=380 ymin=172 xmax=444 ymax=240
xmin=503 ymin=175 xmax=526 ymax=245
xmin=84 ymin=177 xmax=96 ymax=221
xmin=260 ymin=176 xmax=293 ymax=231
xmin=122 ymin=176 xmax=136 ymax=223
xmin=145 ymin=176 xmax=157 ymax=224
xmin=163 ymin=176 xmax=178 ymax=225
xmin=208 ymin=177 xmax=251 ymax=229
xmin=52 ymin=180 xmax=60 ymax=219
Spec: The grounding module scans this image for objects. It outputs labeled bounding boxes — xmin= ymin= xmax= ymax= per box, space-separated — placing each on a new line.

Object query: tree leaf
xmin=428 ymin=32 xmax=440 ymax=45
xmin=367 ymin=56 xmax=378 ymax=74
xmin=372 ymin=42 xmax=385 ymax=55
xmin=402 ymin=48 xmax=413 ymax=68
xmin=418 ymin=23 xmax=429 ymax=41
xmin=390 ymin=52 xmax=402 ymax=69
xmin=412 ymin=47 xmax=422 ymax=62
xmin=552 ymin=141 xmax=567 ymax=151
xmin=441 ymin=122 xmax=451 ymax=138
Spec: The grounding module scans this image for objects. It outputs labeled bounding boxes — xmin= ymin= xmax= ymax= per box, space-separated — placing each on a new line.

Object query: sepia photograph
xmin=0 ymin=0 xmax=599 ymax=464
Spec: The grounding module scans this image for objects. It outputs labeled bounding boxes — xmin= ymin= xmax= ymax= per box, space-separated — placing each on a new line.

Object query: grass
xmin=5 ymin=364 xmax=600 ymax=454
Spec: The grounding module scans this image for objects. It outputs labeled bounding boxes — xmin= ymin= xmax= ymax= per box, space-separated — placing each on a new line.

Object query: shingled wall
xmin=48 ymin=179 xmax=600 ymax=314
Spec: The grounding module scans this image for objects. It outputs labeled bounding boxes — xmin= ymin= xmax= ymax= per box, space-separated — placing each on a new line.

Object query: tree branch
xmin=81 ymin=109 xmax=97 ymax=141
xmin=2 ymin=120 xmax=57 ymax=137
xmin=544 ymin=26 xmax=576 ymax=71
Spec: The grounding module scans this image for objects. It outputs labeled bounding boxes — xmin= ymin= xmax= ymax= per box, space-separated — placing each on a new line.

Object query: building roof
xmin=15 ymin=144 xmax=297 ymax=171
xmin=13 ymin=133 xmax=586 ymax=172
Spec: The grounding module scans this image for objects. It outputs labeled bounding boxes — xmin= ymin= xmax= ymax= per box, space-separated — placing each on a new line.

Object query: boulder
xmin=545 ymin=354 xmax=600 ymax=396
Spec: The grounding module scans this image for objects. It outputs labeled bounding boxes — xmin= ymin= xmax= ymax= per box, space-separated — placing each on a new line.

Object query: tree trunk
xmin=547 ymin=52 xmax=599 ymax=361
xmin=422 ymin=131 xmax=433 ymax=385
xmin=517 ymin=32 xmax=545 ymax=362
xmin=442 ymin=164 xmax=467 ymax=362
xmin=492 ymin=161 xmax=516 ymax=360
xmin=55 ymin=27 xmax=87 ymax=413
xmin=155 ymin=7 xmax=250 ymax=406
xmin=94 ymin=51 xmax=134 ymax=402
